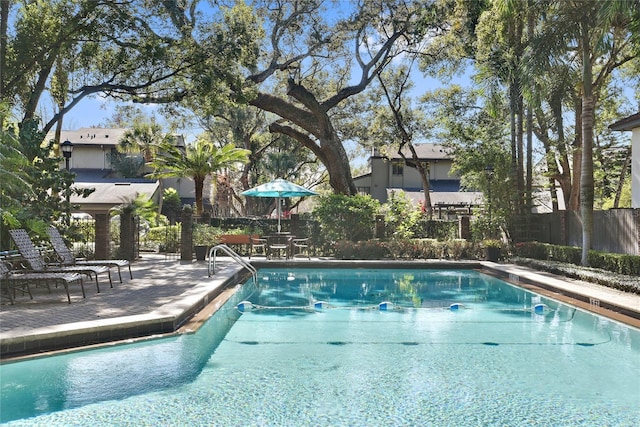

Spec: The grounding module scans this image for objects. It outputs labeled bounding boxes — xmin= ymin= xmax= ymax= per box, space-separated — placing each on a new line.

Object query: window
xmin=392 ymin=161 xmax=404 ymax=175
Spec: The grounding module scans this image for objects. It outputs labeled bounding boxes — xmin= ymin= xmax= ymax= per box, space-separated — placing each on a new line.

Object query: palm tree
xmin=147 ymin=137 xmax=250 ymax=216
xmin=550 ymin=0 xmax=638 ymax=265
xmin=118 ymin=120 xmax=165 ymax=162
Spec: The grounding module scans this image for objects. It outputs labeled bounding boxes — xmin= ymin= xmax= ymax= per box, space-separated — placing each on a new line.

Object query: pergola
xmin=69 ymin=181 xmax=161 ymax=259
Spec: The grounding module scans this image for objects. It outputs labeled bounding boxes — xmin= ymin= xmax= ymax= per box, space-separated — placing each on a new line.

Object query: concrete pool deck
xmin=1 ymin=254 xmax=639 ymax=360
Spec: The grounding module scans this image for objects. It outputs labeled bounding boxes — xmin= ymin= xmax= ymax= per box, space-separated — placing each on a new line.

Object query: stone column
xmin=458 ymin=216 xmax=470 ymax=240
xmin=94 ymin=213 xmax=111 ymax=260
xmin=181 ymin=205 xmax=193 ymax=261
xmin=375 ymin=215 xmax=385 ymax=239
xmin=291 ymin=214 xmax=301 ymax=235
xmin=119 ymin=206 xmax=135 ymax=261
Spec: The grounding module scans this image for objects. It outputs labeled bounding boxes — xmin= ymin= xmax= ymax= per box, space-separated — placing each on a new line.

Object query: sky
xmin=58 ymin=73 xmax=470 ymax=146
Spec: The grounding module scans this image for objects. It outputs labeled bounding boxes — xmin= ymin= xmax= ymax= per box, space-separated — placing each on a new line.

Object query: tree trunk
xmin=516 ymin=94 xmax=525 ymax=215
xmin=568 ymin=99 xmax=582 ymax=211
xmin=194 ymin=176 xmax=205 ymax=216
xmin=552 ymin=98 xmax=573 ymax=210
xmin=579 ymin=22 xmax=594 ymax=266
xmin=526 ymin=106 xmax=533 ymax=212
xmin=614 ymin=146 xmax=631 ymax=208
xmin=400 ymin=144 xmax=433 ymax=219
xmin=252 ymin=90 xmax=356 ymax=195
xmin=0 ymin=0 xmax=8 ymax=99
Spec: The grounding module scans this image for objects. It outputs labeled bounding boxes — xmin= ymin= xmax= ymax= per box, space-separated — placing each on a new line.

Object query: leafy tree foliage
xmin=241 ymin=0 xmax=445 ymax=195
xmin=1 ymin=0 xmax=261 ymax=134
xmin=312 ymin=193 xmax=380 ymax=247
xmin=0 ymin=115 xmax=93 ymax=249
xmin=118 ymin=120 xmax=167 ymax=163
xmin=147 ymin=137 xmax=250 ymax=216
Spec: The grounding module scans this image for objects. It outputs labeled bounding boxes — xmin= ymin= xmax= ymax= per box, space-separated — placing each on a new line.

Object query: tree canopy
xmin=2 ymin=0 xmax=639 ymax=262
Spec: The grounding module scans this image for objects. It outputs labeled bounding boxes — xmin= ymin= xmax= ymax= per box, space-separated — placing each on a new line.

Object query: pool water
xmin=1 ymin=268 xmax=639 ymax=426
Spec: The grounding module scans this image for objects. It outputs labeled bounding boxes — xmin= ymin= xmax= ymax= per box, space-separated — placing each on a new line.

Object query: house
xmin=45 ymin=128 xmax=163 ymax=258
xmin=353 ymin=144 xmax=482 ymax=216
xmin=50 ymin=128 xmax=166 ymax=210
xmin=49 ymin=128 xmax=198 ymax=209
xmin=610 ymin=112 xmax=640 ymax=209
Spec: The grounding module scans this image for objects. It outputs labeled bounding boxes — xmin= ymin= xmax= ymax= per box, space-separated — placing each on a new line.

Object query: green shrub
xmin=312 ymin=194 xmax=380 ymax=249
xmin=514 ymin=241 xmax=547 ymax=259
xmin=333 ymin=239 xmax=389 ymax=259
xmin=514 ymin=241 xmax=640 ymax=276
xmin=71 ymin=220 xmax=95 ymax=244
xmin=193 ymin=224 xmax=222 ymax=246
xmin=588 ymin=251 xmax=640 ymax=276
xmin=414 ymin=239 xmax=442 ymax=259
xmin=331 ymin=238 xmax=478 ymax=261
xmin=444 ymin=239 xmax=472 ymax=260
xmin=386 ymin=239 xmax=421 ymax=259
xmin=382 ymin=191 xmax=421 ymax=239
xmin=413 ymin=219 xmax=458 ymax=240
xmin=145 ymin=225 xmax=181 ymax=243
xmin=548 ymin=245 xmax=581 ymax=264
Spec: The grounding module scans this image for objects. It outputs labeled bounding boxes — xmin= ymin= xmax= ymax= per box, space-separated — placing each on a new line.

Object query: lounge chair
xmin=9 ymin=229 xmax=112 ymax=293
xmin=47 ymin=226 xmax=132 ymax=283
xmin=0 ymin=261 xmax=85 ymax=304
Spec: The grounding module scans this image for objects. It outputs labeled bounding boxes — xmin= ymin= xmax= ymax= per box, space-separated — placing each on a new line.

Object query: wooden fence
xmin=533 ymin=209 xmax=640 ymax=256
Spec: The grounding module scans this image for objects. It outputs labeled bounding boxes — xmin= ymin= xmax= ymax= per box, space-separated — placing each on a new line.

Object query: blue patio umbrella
xmin=242 ymin=178 xmax=318 ymax=232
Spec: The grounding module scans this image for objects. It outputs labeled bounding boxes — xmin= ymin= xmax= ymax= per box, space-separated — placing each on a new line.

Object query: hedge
xmin=514 ymin=241 xmax=640 ymax=276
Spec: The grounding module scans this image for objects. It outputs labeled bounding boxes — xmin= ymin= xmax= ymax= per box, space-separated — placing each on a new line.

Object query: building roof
xmin=609 ymin=112 xmax=640 ymax=131
xmin=48 ymin=128 xmax=130 ymax=147
xmin=70 ymin=181 xmax=161 ymax=214
xmin=373 ymin=144 xmax=452 ymax=161
xmin=72 ymin=168 xmax=155 ymax=183
xmin=46 ymin=128 xmax=185 ymax=148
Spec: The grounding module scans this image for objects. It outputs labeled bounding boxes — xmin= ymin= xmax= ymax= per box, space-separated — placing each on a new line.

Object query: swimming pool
xmin=1 ymin=268 xmax=639 ymax=426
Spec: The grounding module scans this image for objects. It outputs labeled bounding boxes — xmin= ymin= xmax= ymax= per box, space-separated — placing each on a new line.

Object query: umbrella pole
xmin=277 ymin=196 xmax=281 ymax=233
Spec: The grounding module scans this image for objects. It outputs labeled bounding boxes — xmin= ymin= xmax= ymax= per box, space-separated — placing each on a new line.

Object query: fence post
xmin=181 ymin=205 xmax=193 ymax=261
xmin=458 ymin=216 xmax=471 ymax=240
xmin=375 ymin=215 xmax=385 ymax=238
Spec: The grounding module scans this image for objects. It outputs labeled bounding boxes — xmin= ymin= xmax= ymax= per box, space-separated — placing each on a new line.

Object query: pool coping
xmin=0 ymin=264 xmax=251 ymax=361
xmin=1 ymin=259 xmax=639 ymax=362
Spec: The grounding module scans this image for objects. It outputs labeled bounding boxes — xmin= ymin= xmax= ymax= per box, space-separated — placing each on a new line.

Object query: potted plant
xmin=193 ymin=224 xmax=220 ymax=261
xmin=482 ymin=239 xmax=502 ymax=262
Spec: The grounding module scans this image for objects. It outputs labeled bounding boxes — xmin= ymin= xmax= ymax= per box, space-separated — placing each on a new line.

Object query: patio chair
xmin=0 ymin=261 xmax=85 ymax=304
xmin=9 ymin=229 xmax=112 ymax=293
xmin=267 ymin=234 xmax=292 ymax=259
xmin=291 ymin=238 xmax=311 ymax=259
xmin=249 ymin=237 xmax=268 ymax=259
xmin=47 ymin=226 xmax=132 ymax=283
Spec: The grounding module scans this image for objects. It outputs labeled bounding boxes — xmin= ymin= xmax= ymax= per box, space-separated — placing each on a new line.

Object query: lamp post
xmin=485 ymin=165 xmax=494 ymax=236
xmin=61 ymin=140 xmax=74 ymax=225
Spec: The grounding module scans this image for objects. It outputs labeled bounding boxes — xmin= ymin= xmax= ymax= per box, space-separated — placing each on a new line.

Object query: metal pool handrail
xmin=207 ymin=244 xmax=257 ymax=283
